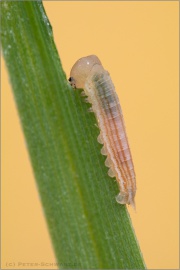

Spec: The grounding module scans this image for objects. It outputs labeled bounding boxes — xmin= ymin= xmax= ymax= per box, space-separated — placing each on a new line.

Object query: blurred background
xmin=2 ymin=1 xmax=179 ymax=269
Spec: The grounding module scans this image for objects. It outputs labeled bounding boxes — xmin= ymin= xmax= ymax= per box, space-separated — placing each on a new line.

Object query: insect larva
xmin=69 ymin=55 xmax=136 ymax=209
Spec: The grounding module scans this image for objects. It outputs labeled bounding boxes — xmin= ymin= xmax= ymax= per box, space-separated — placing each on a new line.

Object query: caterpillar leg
xmin=116 ymin=192 xmax=136 ymax=210
xmin=116 ymin=192 xmax=128 ymax=205
xmin=80 ymin=91 xmax=86 ymax=96
xmin=87 ymin=107 xmax=94 ymax=113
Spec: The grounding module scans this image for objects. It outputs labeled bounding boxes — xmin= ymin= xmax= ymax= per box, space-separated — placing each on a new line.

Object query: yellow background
xmin=2 ymin=1 xmax=179 ymax=269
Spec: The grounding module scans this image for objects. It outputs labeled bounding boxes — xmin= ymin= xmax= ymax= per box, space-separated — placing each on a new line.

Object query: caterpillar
xmin=69 ymin=55 xmax=136 ymax=209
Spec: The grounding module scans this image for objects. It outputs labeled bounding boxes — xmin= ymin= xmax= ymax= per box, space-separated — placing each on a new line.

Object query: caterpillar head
xmin=69 ymin=55 xmax=102 ymax=89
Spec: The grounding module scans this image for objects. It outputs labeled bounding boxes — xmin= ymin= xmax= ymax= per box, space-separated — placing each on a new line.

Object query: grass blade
xmin=1 ymin=1 xmax=146 ymax=269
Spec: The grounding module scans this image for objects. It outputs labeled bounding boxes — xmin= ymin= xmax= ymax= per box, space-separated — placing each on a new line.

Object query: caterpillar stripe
xmin=69 ymin=55 xmax=136 ymax=209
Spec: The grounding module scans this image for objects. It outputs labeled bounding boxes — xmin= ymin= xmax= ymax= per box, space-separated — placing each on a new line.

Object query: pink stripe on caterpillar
xmin=69 ymin=55 xmax=136 ymax=209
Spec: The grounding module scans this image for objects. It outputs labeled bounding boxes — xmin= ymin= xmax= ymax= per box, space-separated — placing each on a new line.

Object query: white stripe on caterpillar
xmin=69 ymin=55 xmax=136 ymax=209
